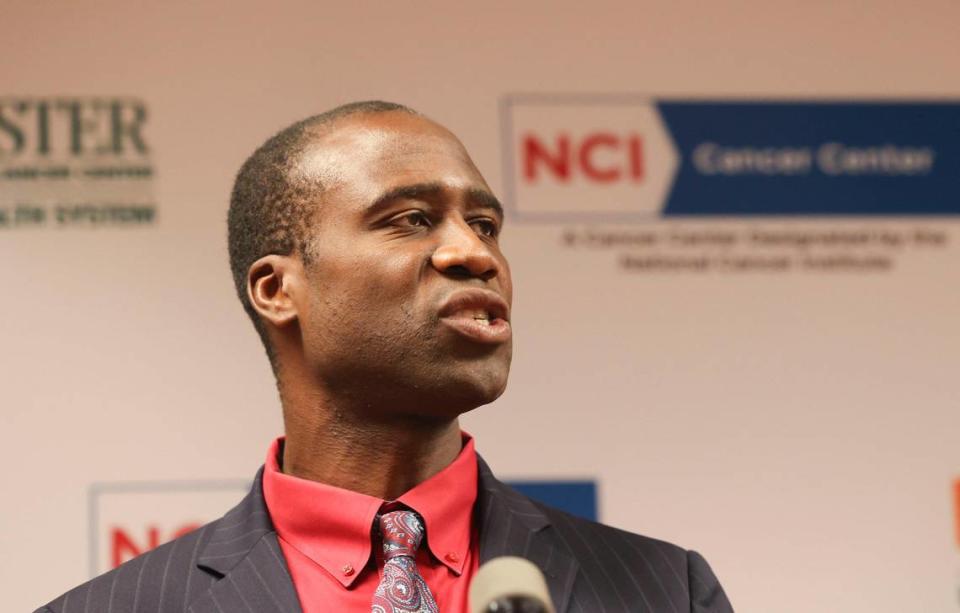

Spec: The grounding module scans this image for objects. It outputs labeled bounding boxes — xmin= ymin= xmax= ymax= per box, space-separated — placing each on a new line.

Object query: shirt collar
xmin=262 ymin=433 xmax=478 ymax=587
xmin=398 ymin=435 xmax=477 ymax=575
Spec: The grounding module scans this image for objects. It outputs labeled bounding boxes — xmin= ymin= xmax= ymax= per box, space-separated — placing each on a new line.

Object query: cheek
xmin=309 ymin=252 xmax=425 ymax=331
xmin=355 ymin=253 xmax=423 ymax=311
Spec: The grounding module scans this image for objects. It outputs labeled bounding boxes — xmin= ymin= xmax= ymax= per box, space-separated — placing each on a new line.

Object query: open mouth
xmin=437 ymin=290 xmax=511 ymax=344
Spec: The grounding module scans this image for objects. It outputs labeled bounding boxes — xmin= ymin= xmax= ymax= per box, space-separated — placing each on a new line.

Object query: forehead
xmin=294 ymin=112 xmax=489 ymax=203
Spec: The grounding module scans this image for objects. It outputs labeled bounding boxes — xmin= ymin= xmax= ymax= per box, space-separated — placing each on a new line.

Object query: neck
xmin=280 ymin=388 xmax=463 ymax=500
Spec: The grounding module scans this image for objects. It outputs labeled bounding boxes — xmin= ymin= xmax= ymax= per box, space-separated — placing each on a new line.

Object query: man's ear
xmin=247 ymin=254 xmax=303 ymax=328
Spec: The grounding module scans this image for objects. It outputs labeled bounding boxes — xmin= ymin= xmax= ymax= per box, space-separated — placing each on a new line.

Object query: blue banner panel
xmin=657 ymin=101 xmax=960 ymax=216
xmin=507 ymin=480 xmax=598 ymax=521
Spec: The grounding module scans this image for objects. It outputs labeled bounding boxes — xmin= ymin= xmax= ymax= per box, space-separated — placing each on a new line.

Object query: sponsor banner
xmin=504 ymin=95 xmax=960 ymax=219
xmin=0 ymin=97 xmax=156 ymax=229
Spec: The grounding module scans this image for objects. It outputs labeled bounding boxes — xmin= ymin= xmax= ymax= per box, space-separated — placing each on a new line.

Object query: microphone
xmin=469 ymin=556 xmax=556 ymax=613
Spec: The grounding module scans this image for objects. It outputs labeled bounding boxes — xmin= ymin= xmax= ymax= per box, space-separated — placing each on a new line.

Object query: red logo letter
xmin=578 ymin=133 xmax=621 ymax=182
xmin=111 ymin=525 xmax=160 ymax=568
xmin=523 ymin=134 xmax=570 ymax=182
xmin=954 ymin=478 xmax=960 ymax=550
xmin=629 ymin=134 xmax=644 ymax=180
xmin=109 ymin=523 xmax=200 ymax=568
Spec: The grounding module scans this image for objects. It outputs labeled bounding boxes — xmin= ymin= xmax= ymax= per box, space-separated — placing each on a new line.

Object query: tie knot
xmin=378 ymin=510 xmax=424 ymax=560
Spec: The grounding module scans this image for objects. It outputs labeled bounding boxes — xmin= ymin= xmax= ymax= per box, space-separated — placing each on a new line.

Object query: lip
xmin=437 ymin=288 xmax=511 ymax=345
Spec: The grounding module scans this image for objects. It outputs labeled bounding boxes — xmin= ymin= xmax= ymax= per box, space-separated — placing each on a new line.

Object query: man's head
xmin=228 ymin=102 xmax=512 ymax=421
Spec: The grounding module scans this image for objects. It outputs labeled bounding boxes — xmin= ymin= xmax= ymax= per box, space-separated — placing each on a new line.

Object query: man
xmin=37 ymin=101 xmax=733 ymax=612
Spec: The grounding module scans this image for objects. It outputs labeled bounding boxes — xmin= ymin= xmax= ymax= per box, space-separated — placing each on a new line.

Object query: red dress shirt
xmin=262 ymin=435 xmax=480 ymax=612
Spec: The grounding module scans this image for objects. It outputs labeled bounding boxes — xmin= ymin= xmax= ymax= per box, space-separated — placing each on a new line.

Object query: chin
xmin=447 ymin=365 xmax=511 ymax=411
xmin=406 ymin=359 xmax=510 ymax=419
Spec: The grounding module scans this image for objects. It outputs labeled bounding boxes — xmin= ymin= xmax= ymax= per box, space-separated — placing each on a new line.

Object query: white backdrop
xmin=3 ymin=2 xmax=960 ymax=612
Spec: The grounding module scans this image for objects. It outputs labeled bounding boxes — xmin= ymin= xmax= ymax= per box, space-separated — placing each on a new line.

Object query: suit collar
xmin=476 ymin=456 xmax=580 ymax=613
xmin=191 ymin=468 xmax=302 ymax=613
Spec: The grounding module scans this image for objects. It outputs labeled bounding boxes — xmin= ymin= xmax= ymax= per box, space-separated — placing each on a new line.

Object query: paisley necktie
xmin=371 ymin=510 xmax=439 ymax=613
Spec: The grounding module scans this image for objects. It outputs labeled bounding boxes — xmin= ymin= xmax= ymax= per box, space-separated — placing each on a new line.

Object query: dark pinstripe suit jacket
xmin=37 ymin=458 xmax=733 ymax=612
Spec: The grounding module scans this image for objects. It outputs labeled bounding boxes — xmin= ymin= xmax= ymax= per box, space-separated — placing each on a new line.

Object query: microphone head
xmin=469 ymin=556 xmax=555 ymax=613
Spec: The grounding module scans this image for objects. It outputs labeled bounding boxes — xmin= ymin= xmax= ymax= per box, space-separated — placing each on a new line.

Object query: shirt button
xmin=342 ymin=564 xmax=355 ymax=576
xmin=445 ymin=552 xmax=459 ymax=563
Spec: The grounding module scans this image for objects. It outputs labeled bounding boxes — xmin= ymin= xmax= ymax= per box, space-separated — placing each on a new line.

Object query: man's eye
xmin=395 ymin=211 xmax=430 ymax=227
xmin=471 ymin=219 xmax=499 ymax=238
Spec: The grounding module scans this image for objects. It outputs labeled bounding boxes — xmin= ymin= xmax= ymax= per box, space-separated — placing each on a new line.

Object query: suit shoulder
xmin=38 ymin=521 xmax=217 ymax=613
xmin=529 ymin=499 xmax=734 ymax=611
xmin=530 ymin=498 xmax=691 ymax=569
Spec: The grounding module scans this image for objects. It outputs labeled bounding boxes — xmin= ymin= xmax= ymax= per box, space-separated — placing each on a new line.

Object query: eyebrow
xmin=367 ymin=182 xmax=504 ymax=221
xmin=466 ymin=186 xmax=505 ymax=221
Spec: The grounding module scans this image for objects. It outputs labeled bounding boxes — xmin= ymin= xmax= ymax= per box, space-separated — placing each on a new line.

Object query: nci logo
xmin=502 ymin=95 xmax=678 ymax=220
xmin=522 ymin=132 xmax=645 ymax=184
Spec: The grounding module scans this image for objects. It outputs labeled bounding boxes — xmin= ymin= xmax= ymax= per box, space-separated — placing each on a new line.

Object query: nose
xmin=430 ymin=219 xmax=501 ymax=281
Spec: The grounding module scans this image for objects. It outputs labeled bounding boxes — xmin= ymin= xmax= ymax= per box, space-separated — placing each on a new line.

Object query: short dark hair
xmin=227 ymin=100 xmax=419 ymax=368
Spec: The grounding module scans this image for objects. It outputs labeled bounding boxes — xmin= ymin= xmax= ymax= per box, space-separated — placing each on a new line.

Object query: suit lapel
xmin=189 ymin=468 xmax=302 ymax=613
xmin=476 ymin=456 xmax=579 ymax=613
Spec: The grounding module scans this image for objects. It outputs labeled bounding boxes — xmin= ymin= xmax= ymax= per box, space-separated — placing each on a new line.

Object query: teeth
xmin=471 ymin=309 xmax=490 ymax=322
